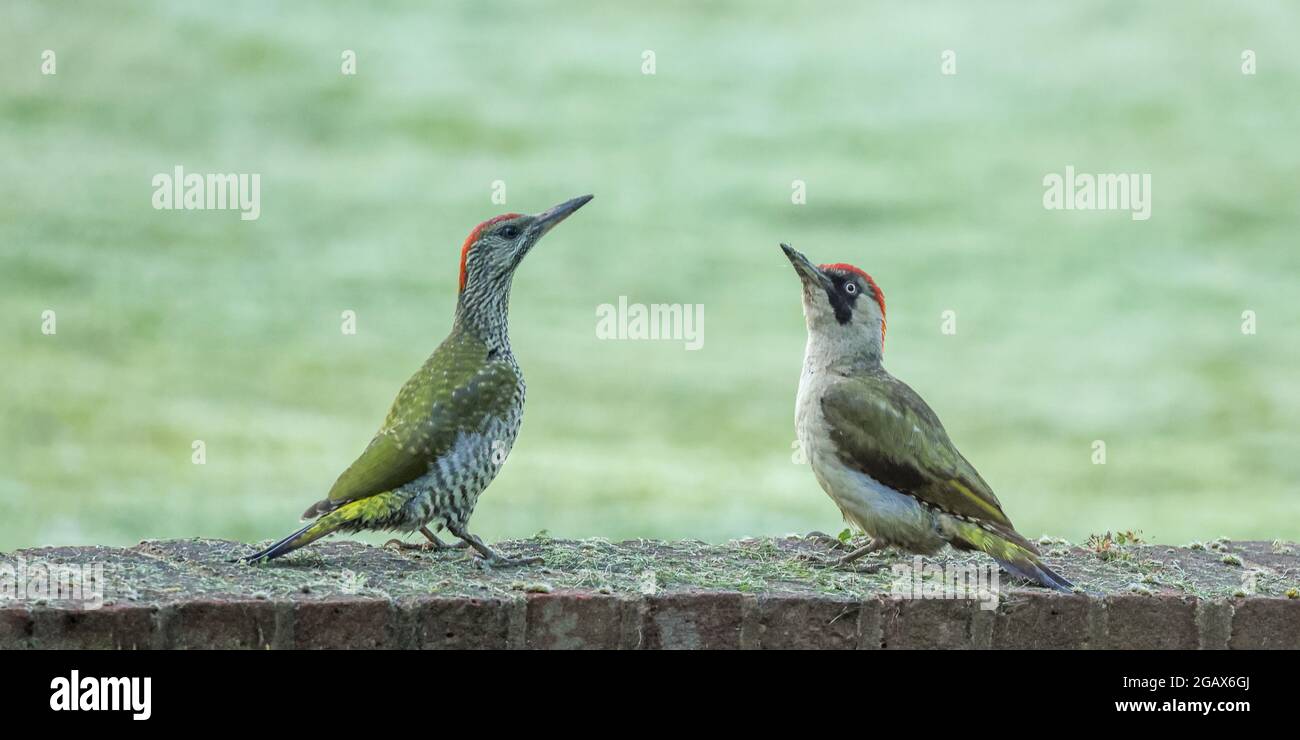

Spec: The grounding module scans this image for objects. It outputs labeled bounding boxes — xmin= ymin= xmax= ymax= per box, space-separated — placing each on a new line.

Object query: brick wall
xmin=2 ymin=537 xmax=1296 ymax=649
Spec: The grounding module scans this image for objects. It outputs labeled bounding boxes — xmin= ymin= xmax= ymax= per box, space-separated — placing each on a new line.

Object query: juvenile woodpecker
xmin=781 ymin=243 xmax=1072 ymax=592
xmin=244 ymin=195 xmax=593 ymax=567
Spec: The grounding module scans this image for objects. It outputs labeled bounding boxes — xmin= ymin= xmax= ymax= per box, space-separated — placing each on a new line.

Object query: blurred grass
xmin=1 ymin=0 xmax=1297 ymax=551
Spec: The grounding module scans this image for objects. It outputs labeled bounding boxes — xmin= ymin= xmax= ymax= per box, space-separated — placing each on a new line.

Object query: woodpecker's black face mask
xmin=824 ymin=272 xmax=863 ymax=325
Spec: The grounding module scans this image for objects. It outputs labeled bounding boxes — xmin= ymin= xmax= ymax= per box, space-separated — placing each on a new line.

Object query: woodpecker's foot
xmin=799 ymin=555 xmax=884 ymax=573
xmin=838 ymin=538 xmax=885 ymax=565
xmin=379 ymin=538 xmax=462 ymax=551
xmin=445 ymin=524 xmax=543 ymax=569
xmin=467 ymin=540 xmax=544 ymax=569
xmin=799 ymin=539 xmax=887 ymax=572
xmin=385 ymin=526 xmax=470 ymax=552
xmin=472 ymin=553 xmax=545 ymax=569
xmin=832 ymin=560 xmax=883 ymax=574
xmin=802 ymin=530 xmax=847 ymax=550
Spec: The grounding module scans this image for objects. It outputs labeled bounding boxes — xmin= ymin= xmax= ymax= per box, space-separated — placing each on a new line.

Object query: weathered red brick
xmin=1195 ymin=599 xmax=1233 ymax=649
xmin=880 ymin=597 xmax=992 ymax=649
xmin=31 ymin=604 xmax=157 ymax=649
xmin=0 ymin=606 xmax=33 ymax=649
xmin=992 ymin=594 xmax=1090 ymax=649
xmin=404 ymin=596 xmax=522 ymax=649
xmin=1103 ymin=594 xmax=1198 ymax=649
xmin=525 ymin=591 xmax=632 ymax=649
xmin=749 ymin=595 xmax=864 ymax=649
xmin=641 ymin=591 xmax=745 ymax=649
xmin=164 ymin=598 xmax=281 ymax=649
xmin=1229 ymin=598 xmax=1300 ymax=649
xmin=294 ymin=598 xmax=394 ymax=649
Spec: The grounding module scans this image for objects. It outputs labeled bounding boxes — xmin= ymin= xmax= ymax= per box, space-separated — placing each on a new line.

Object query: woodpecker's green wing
xmin=303 ymin=334 xmax=519 ymax=518
xmin=819 ymin=371 xmax=1029 ymax=547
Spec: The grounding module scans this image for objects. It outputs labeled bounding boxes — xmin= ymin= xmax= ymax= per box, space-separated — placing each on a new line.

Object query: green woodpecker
xmin=781 ymin=243 xmax=1072 ymax=592
xmin=244 ymin=195 xmax=593 ymax=567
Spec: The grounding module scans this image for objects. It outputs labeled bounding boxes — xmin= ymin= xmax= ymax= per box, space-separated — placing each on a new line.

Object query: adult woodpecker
xmin=780 ymin=243 xmax=1072 ymax=592
xmin=243 ymin=195 xmax=594 ymax=567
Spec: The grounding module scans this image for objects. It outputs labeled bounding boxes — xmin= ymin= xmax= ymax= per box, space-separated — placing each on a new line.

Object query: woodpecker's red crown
xmin=459 ymin=213 xmax=521 ymax=291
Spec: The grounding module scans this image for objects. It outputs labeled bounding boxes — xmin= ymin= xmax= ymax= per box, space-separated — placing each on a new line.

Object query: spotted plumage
xmin=244 ymin=195 xmax=593 ymax=566
xmin=300 ymin=334 xmax=524 ymax=535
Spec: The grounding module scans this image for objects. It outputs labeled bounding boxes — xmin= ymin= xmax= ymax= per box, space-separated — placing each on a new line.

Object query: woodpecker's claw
xmin=472 ymin=554 xmax=545 ymax=570
xmin=831 ymin=559 xmax=883 ymax=573
xmin=798 ymin=555 xmax=884 ymax=573
xmin=384 ymin=538 xmax=468 ymax=552
xmin=385 ymin=526 xmax=471 ymax=553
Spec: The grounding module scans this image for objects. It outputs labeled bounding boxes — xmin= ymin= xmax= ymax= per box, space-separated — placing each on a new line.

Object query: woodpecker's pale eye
xmin=844 ymin=282 xmax=858 ymax=295
xmin=499 ymin=225 xmax=520 ymax=239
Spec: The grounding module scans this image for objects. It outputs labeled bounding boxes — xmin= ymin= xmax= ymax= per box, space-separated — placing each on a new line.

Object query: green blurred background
xmin=2 ymin=1 xmax=1297 ymax=552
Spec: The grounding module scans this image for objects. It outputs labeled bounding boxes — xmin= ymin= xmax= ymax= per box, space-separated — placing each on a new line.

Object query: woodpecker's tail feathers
xmin=243 ymin=502 xmax=360 ymax=563
xmin=949 ymin=519 xmax=1074 ymax=593
xmin=992 ymin=553 xmax=1074 ymax=593
xmin=245 ymin=492 xmax=409 ymax=564
xmin=242 ymin=518 xmax=336 ymax=564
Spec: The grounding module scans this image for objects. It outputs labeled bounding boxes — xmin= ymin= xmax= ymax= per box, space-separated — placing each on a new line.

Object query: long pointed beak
xmin=533 ymin=194 xmax=594 ymax=238
xmin=781 ymin=243 xmax=828 ymax=288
